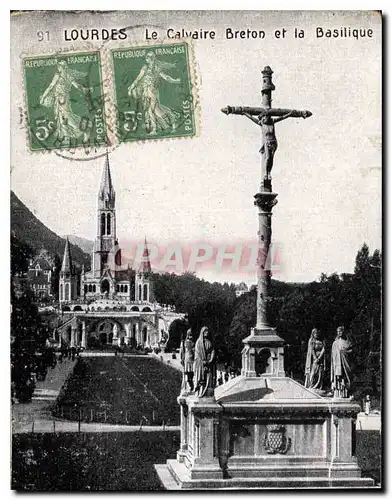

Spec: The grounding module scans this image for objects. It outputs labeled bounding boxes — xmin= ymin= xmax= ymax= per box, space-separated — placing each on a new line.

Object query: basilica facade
xmin=57 ymin=154 xmax=183 ymax=349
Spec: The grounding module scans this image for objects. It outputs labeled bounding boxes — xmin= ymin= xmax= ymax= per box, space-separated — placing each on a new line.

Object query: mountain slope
xmin=64 ymin=235 xmax=94 ymax=256
xmin=11 ymin=191 xmax=91 ymax=269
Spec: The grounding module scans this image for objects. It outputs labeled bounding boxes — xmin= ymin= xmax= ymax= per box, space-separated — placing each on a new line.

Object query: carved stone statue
xmin=180 ymin=329 xmax=195 ymax=394
xmin=331 ymin=326 xmax=353 ymax=398
xmin=193 ymin=326 xmax=216 ymax=398
xmin=304 ymin=328 xmax=326 ymax=391
xmin=244 ymin=111 xmax=294 ymax=180
xmin=112 ymin=323 xmax=118 ymax=338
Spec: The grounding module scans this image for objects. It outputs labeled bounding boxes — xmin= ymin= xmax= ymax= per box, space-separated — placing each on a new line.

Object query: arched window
xmin=84 ymin=284 xmax=87 ymax=294
xmin=106 ymin=213 xmax=111 ymax=235
xmin=65 ymin=283 xmax=69 ymax=300
xmin=60 ymin=284 xmax=63 ymax=301
xmin=124 ymin=285 xmax=128 ymax=293
xmin=88 ymin=284 xmax=92 ymax=292
xmin=101 ymin=213 xmax=106 ymax=236
xmin=116 ymin=285 xmax=120 ymax=292
xmin=138 ymin=284 xmax=142 ymax=301
xmin=101 ymin=279 xmax=110 ymax=294
xmin=93 ymin=285 xmax=96 ymax=292
xmin=143 ymin=284 xmax=148 ymax=301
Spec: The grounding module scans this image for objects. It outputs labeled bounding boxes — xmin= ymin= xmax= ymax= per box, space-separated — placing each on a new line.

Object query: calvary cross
xmin=221 ymin=65 xmax=312 ymax=193
xmin=222 ymin=66 xmax=312 ymax=331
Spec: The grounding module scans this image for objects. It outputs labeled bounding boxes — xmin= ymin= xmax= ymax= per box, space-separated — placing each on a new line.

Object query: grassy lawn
xmin=12 ymin=431 xmax=180 ymax=491
xmin=54 ymin=356 xmax=182 ymax=425
xmin=12 ymin=430 xmax=380 ymax=490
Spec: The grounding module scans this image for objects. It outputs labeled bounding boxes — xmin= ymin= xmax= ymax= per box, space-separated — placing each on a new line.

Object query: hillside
xmin=11 ymin=191 xmax=91 ymax=269
xmin=64 ymin=234 xmax=94 ymax=256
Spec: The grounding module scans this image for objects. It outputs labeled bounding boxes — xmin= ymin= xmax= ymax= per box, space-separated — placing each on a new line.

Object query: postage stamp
xmin=110 ymin=42 xmax=197 ymax=142
xmin=23 ymin=51 xmax=108 ymax=151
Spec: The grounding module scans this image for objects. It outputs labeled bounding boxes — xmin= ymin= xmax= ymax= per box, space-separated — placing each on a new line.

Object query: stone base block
xmin=158 ymin=460 xmax=375 ymax=490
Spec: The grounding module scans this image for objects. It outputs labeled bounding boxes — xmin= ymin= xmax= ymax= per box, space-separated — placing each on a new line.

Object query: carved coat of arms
xmin=262 ymin=424 xmax=291 ymax=454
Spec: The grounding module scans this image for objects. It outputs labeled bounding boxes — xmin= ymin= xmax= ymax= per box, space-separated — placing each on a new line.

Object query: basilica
xmin=57 ymin=154 xmax=183 ymax=349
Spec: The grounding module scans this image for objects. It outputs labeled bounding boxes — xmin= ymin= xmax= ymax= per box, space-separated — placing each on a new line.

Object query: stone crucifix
xmin=222 ymin=66 xmax=312 ymax=193
xmin=222 ymin=66 xmax=312 ymax=331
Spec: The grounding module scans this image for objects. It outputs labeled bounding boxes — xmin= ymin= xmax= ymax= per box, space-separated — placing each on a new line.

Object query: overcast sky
xmin=10 ymin=10 xmax=381 ymax=284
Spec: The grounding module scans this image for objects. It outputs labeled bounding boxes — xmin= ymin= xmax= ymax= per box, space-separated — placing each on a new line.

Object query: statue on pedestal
xmin=180 ymin=329 xmax=195 ymax=394
xmin=331 ymin=326 xmax=353 ymax=398
xmin=304 ymin=328 xmax=326 ymax=391
xmin=193 ymin=326 xmax=216 ymax=398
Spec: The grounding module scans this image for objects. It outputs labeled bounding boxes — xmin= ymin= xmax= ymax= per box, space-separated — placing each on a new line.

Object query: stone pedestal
xmin=241 ymin=327 xmax=285 ymax=378
xmin=161 ymin=378 xmax=375 ymax=489
xmin=174 ymin=395 xmax=222 ymax=480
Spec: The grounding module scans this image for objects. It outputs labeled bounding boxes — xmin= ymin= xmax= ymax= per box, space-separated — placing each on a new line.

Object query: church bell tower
xmin=93 ymin=153 xmax=117 ymax=277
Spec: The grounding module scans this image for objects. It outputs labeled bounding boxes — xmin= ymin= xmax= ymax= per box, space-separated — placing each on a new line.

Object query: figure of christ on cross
xmin=222 ymin=104 xmax=311 ymax=189
xmin=244 ymin=111 xmax=295 ymax=181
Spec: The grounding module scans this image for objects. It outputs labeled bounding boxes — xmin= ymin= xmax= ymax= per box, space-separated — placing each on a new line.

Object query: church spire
xmin=139 ymin=237 xmax=151 ymax=273
xmin=98 ymin=152 xmax=115 ymax=208
xmin=61 ymin=237 xmax=72 ymax=274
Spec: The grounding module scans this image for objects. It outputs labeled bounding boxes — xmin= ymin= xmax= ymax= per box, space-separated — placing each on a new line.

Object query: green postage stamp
xmin=23 ymin=51 xmax=107 ymax=151
xmin=111 ymin=42 xmax=196 ymax=142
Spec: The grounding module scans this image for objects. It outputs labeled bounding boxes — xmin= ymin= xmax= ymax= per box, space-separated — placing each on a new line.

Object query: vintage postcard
xmin=10 ymin=10 xmax=382 ymax=491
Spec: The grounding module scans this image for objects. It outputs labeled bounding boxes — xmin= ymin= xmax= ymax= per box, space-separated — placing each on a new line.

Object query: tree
xmin=11 ymin=235 xmax=49 ymax=402
xmin=11 ymin=232 xmax=33 ymax=277
xmin=152 ymin=272 xmax=237 ymax=360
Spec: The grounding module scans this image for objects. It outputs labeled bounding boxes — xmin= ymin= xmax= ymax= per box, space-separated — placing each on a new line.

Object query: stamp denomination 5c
xmin=23 ymin=51 xmax=108 ymax=151
xmin=111 ymin=42 xmax=196 ymax=142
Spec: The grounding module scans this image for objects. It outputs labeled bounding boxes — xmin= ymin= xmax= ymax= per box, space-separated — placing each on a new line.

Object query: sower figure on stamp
xmin=331 ymin=326 xmax=353 ymax=398
xmin=180 ymin=329 xmax=195 ymax=394
xmin=193 ymin=326 xmax=216 ymax=398
xmin=39 ymin=60 xmax=92 ymax=145
xmin=128 ymin=51 xmax=181 ymax=136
